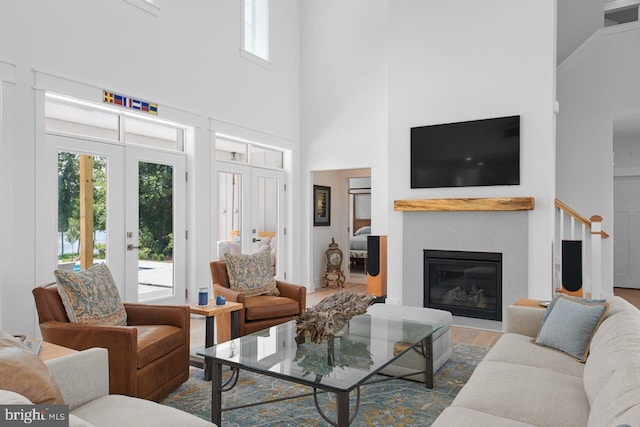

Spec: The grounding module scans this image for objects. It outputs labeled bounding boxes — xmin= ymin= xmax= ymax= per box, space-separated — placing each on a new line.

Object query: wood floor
xmin=614 ymin=287 xmax=640 ymax=309
xmin=189 ymin=286 xmax=640 ymax=359
xmin=189 ymin=282 xmax=502 ymax=352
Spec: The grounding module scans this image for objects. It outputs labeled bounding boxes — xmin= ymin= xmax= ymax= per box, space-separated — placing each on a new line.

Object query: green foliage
xmin=137 ymin=162 xmax=174 ymax=261
xmin=95 ymin=242 xmax=106 ymax=258
xmin=66 ymin=218 xmax=80 ymax=253
xmin=57 ymin=154 xmax=174 ymax=261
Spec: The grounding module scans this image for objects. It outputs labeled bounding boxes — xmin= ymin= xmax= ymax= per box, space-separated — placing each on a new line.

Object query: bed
xmin=350 ymin=220 xmax=371 ymax=271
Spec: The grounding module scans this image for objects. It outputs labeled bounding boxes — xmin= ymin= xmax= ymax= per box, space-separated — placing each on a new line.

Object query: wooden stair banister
xmin=554 ymin=199 xmax=609 ymax=238
xmin=554 ymin=198 xmax=609 ymax=300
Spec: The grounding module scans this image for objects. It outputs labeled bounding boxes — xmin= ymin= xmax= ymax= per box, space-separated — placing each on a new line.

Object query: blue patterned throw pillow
xmin=54 ymin=263 xmax=127 ymax=326
xmin=224 ymin=250 xmax=279 ymax=297
xmin=533 ymin=294 xmax=608 ymax=362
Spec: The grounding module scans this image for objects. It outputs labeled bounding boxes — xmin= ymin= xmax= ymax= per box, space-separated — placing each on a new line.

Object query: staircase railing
xmin=554 ymin=198 xmax=609 ymax=299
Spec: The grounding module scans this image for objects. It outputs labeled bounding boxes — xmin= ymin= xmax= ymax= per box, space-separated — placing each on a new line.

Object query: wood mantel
xmin=394 ymin=197 xmax=535 ymax=212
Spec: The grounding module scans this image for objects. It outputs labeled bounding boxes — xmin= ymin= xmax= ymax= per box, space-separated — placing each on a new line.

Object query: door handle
xmin=252 ymin=238 xmax=261 ymax=243
xmin=127 ymin=244 xmax=140 ymax=250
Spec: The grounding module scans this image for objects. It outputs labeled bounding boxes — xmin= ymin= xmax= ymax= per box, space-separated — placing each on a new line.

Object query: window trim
xmin=241 ymin=0 xmax=270 ymax=64
xmin=123 ymin=0 xmax=160 ymax=17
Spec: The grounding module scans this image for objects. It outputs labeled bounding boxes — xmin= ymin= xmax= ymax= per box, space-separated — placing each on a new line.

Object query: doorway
xmin=614 ymin=176 xmax=640 ymax=289
xmin=348 ymin=177 xmax=371 ymax=284
xmin=214 ymin=137 xmax=285 ymax=279
xmin=40 ymin=94 xmax=188 ymax=305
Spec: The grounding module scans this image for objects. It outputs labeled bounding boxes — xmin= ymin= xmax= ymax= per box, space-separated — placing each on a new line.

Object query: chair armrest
xmin=214 ymin=284 xmax=246 ymax=304
xmin=124 ymin=303 xmax=190 ymax=329
xmin=45 ymin=348 xmax=109 ymax=410
xmin=276 ymin=281 xmax=306 ymax=314
xmin=39 ymin=321 xmax=137 ymax=396
xmin=504 ymin=305 xmax=546 ymax=337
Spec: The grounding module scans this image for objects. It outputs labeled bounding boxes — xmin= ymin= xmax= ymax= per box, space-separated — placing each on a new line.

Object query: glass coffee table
xmin=198 ymin=312 xmax=442 ymax=426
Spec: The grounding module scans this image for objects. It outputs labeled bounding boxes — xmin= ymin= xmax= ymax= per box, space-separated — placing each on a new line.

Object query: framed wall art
xmin=313 ymin=185 xmax=331 ymax=226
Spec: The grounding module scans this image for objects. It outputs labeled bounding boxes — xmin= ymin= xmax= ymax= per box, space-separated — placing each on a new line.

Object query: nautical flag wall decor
xmin=103 ymin=90 xmax=158 ymax=115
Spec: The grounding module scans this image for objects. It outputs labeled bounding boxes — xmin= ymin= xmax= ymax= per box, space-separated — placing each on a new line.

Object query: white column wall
xmin=0 ymin=1 xmax=301 ymax=335
xmin=557 ymin=23 xmax=640 ymax=297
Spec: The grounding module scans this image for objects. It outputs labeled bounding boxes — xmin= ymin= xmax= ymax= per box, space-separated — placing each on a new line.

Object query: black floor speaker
xmin=367 ymin=235 xmax=387 ymax=299
xmin=562 ymin=240 xmax=583 ymax=297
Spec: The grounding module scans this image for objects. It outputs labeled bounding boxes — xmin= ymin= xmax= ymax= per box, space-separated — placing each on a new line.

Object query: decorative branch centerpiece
xmin=295 ymin=292 xmax=375 ymax=343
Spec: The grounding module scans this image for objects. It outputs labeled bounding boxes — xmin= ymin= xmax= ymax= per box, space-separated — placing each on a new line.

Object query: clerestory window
xmin=242 ymin=0 xmax=269 ymax=62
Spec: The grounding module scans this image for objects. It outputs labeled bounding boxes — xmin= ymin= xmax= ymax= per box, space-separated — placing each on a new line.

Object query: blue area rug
xmin=161 ymin=343 xmax=487 ymax=426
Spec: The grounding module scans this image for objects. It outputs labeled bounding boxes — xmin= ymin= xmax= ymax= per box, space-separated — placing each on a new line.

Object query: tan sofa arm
xmin=45 ymin=348 xmax=109 ymax=410
xmin=276 ymin=281 xmax=306 ymax=313
xmin=504 ymin=305 xmax=546 ymax=337
xmin=125 ymin=303 xmax=190 ymax=329
xmin=39 ymin=321 xmax=137 ymax=396
xmin=214 ymin=284 xmax=246 ymax=304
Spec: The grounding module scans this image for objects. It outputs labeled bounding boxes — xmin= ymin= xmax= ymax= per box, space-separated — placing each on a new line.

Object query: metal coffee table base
xmin=209 ymin=335 xmax=434 ymax=427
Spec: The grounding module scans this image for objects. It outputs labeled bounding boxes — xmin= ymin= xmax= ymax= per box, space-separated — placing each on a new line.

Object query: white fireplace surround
xmin=402 ymin=210 xmax=529 ymax=323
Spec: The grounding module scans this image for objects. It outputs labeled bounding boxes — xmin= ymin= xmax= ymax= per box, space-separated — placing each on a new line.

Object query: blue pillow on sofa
xmin=533 ymin=294 xmax=608 ymax=362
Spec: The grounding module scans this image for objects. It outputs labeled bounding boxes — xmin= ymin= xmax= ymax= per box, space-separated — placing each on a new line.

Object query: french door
xmin=125 ymin=147 xmax=186 ymax=302
xmin=43 ymin=134 xmax=186 ymax=304
xmin=216 ymin=163 xmax=285 ymax=278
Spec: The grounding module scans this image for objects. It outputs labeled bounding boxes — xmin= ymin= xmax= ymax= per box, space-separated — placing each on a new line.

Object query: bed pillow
xmin=224 ymin=250 xmax=279 ymax=297
xmin=354 ymin=226 xmax=371 ymax=236
xmin=0 ymin=330 xmax=65 ymax=405
xmin=54 ymin=263 xmax=127 ymax=326
xmin=533 ymin=294 xmax=608 ymax=362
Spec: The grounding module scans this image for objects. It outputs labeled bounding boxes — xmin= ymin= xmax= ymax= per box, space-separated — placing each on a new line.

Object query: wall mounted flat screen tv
xmin=411 ymin=115 xmax=520 ymax=189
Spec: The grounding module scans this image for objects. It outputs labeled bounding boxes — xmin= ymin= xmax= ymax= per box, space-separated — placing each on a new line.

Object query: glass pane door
xmin=126 ymin=147 xmax=185 ymax=303
xmin=41 ymin=134 xmax=126 ymax=293
xmin=251 ymin=169 xmax=284 ymax=277
xmin=57 ymin=152 xmax=108 ymax=272
xmin=215 ymin=164 xmax=285 ymax=279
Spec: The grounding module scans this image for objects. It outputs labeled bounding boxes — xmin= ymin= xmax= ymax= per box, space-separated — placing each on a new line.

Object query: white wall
xmin=557 ymin=23 xmax=640 ymax=298
xmin=558 ymin=0 xmax=605 ymax=64
xmin=301 ymin=0 xmax=390 ymax=287
xmin=0 ymin=0 xmax=301 ymax=335
xmin=301 ymin=0 xmax=557 ymax=304
xmin=386 ymin=0 xmax=557 ymax=302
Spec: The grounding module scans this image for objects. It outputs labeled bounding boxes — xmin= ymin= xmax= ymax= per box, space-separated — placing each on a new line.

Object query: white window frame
xmin=123 ymin=0 xmax=160 ymax=17
xmin=241 ymin=0 xmax=270 ymax=66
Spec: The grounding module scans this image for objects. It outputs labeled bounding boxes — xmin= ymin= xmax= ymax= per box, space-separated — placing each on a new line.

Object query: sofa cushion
xmin=433 ymin=407 xmax=536 ymax=427
xmin=450 ymin=361 xmax=590 ymax=427
xmin=135 ymin=325 xmax=183 ymax=369
xmin=583 ymin=297 xmax=640 ymax=405
xmin=588 ymin=361 xmax=640 ymax=427
xmin=533 ymin=294 xmax=608 ymax=361
xmin=484 ymin=333 xmax=584 ymax=377
xmin=0 ymin=331 xmax=64 ymax=405
xmin=243 ymin=295 xmax=299 ymax=321
xmin=54 ymin=263 xmax=127 ymax=326
xmin=0 ymin=389 xmax=32 ymax=404
xmin=224 ymin=250 xmax=279 ymax=297
xmin=71 ymin=394 xmax=213 ymax=426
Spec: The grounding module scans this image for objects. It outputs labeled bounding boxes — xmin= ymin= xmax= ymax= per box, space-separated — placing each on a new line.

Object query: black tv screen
xmin=411 ymin=115 xmax=520 ymax=189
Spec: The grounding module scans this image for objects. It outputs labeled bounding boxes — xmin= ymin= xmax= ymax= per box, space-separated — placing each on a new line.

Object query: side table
xmin=189 ymin=301 xmax=243 ymax=380
xmin=513 ymin=298 xmax=548 ymax=308
xmin=39 ymin=342 xmax=78 ymax=362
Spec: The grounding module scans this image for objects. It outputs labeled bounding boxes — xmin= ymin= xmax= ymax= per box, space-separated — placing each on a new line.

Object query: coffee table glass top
xmin=197 ymin=313 xmax=442 ymax=392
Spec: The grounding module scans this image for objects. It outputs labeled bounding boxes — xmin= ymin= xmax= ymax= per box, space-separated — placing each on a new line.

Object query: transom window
xmin=45 ymin=93 xmax=185 ymax=152
xmin=243 ymin=0 xmax=269 ymax=61
xmin=215 ymin=135 xmax=283 ymax=170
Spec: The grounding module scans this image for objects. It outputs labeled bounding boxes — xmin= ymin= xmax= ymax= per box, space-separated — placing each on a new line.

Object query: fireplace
xmin=424 ymin=250 xmax=502 ymax=321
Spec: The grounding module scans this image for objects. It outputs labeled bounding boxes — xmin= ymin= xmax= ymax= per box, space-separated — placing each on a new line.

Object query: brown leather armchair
xmin=210 ymin=260 xmax=306 ymax=336
xmin=32 ymin=284 xmax=190 ymax=401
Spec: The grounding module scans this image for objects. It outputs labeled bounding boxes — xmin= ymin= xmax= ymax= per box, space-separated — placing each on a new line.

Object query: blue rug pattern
xmin=161 ymin=343 xmax=487 ymax=426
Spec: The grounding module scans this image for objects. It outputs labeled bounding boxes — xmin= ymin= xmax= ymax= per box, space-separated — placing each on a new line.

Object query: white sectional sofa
xmin=432 ymin=296 xmax=640 ymax=426
xmin=1 ymin=347 xmax=213 ymax=427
